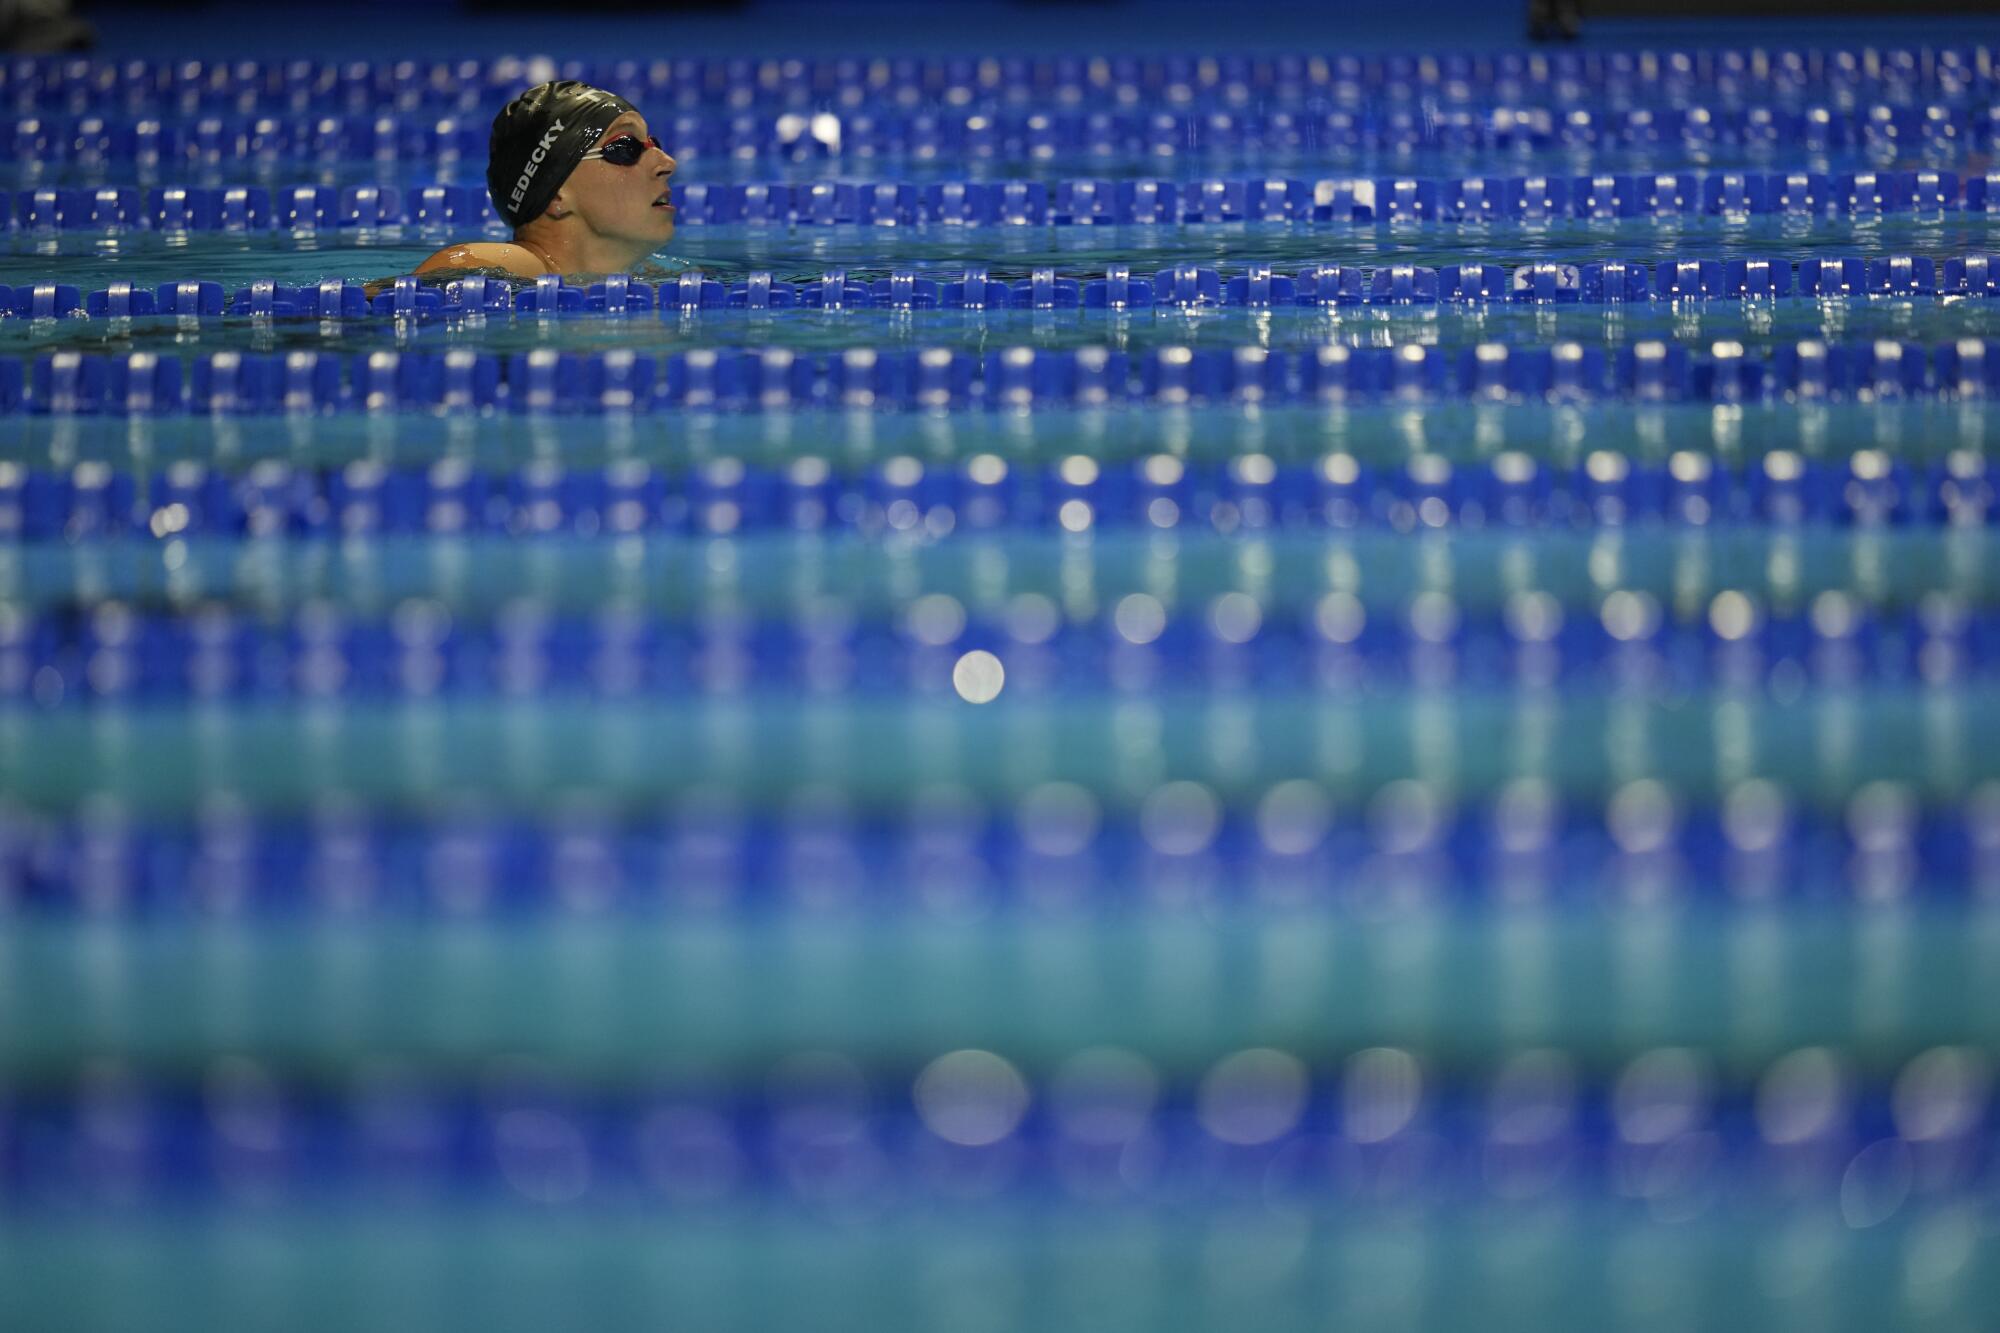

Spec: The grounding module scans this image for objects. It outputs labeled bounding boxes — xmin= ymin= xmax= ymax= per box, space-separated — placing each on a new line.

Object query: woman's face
xmin=562 ymin=111 xmax=678 ymax=248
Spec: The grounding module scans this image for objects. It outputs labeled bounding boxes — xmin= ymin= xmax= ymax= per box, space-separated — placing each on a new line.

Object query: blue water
xmin=3 ymin=16 xmax=2000 ymax=1333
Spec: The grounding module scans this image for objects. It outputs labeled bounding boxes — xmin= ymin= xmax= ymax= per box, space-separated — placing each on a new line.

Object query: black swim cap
xmin=488 ymin=80 xmax=638 ymax=228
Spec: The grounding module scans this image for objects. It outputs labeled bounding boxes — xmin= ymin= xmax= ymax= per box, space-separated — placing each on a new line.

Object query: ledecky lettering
xmin=508 ymin=118 xmax=567 ymax=209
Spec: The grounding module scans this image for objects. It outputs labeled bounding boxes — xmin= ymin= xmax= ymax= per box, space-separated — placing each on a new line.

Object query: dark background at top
xmin=56 ymin=0 xmax=2000 ymax=61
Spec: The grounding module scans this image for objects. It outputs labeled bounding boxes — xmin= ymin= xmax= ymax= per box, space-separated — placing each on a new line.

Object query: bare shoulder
xmin=414 ymin=242 xmax=549 ymax=279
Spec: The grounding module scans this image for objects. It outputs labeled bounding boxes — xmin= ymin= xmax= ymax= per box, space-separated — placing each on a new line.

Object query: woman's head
xmin=487 ymin=81 xmax=678 ymax=270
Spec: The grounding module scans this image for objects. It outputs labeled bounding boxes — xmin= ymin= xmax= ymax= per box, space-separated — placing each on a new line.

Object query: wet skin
xmin=414 ymin=109 xmax=678 ymax=280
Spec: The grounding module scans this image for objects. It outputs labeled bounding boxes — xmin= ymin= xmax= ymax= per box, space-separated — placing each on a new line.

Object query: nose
xmin=653 ymin=147 xmax=676 ymax=178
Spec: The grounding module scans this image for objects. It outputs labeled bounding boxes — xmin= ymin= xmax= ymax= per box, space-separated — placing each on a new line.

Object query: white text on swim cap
xmin=509 ymin=118 xmax=567 ymax=210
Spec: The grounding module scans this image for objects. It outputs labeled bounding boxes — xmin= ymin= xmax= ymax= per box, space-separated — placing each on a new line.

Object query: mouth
xmin=653 ymin=190 xmax=674 ymax=211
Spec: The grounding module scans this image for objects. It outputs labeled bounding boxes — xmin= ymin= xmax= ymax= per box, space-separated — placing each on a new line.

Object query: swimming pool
xmin=2 ymin=33 xmax=1998 ymax=1333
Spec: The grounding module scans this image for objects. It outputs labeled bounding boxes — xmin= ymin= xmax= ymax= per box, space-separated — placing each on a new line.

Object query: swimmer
xmin=415 ymin=80 xmax=678 ymax=280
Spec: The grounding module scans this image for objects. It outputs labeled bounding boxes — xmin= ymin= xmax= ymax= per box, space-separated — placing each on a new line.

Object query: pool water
xmin=2 ymin=30 xmax=1999 ymax=1333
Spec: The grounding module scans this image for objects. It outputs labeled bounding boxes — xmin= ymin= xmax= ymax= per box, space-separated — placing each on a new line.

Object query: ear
xmin=545 ymin=187 xmax=571 ymax=220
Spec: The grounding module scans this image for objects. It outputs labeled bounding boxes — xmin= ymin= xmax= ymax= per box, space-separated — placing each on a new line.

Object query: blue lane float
xmin=10 ymin=103 xmax=2000 ymax=168
xmin=0 ymin=1064 xmax=1987 ymax=1202
xmin=3 ymin=580 xmax=1998 ymax=708
xmin=3 ymin=338 xmax=1998 ymax=415
xmin=1 ymin=444 xmax=1988 ymax=540
xmin=2 ymin=170 xmax=1994 ymax=237
xmin=6 ymin=46 xmax=2000 ymax=116
xmin=5 ymin=256 xmax=1998 ymax=329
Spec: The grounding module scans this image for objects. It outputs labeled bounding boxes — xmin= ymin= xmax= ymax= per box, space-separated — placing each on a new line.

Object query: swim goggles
xmin=579 ymin=134 xmax=664 ymax=167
